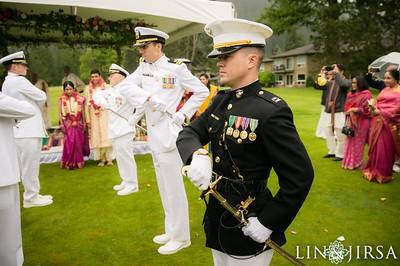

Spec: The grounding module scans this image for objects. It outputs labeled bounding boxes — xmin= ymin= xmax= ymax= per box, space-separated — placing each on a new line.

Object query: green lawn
xmin=22 ymin=87 xmax=400 ymax=266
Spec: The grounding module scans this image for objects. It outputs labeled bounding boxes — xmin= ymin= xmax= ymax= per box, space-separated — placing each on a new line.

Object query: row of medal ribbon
xmin=226 ymin=115 xmax=258 ymax=142
xmin=162 ymin=74 xmax=176 ymax=89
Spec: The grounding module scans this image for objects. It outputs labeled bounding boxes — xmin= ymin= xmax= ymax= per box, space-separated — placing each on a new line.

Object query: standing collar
xmin=7 ymin=72 xmax=20 ymax=77
xmin=151 ymin=54 xmax=168 ymax=67
xmin=228 ymin=80 xmax=261 ymax=99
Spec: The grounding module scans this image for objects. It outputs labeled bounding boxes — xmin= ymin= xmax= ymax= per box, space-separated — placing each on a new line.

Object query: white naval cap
xmin=204 ymin=18 xmax=273 ymax=58
xmin=0 ymin=51 xmax=28 ymax=65
xmin=109 ymin=63 xmax=129 ymax=77
xmin=134 ymin=27 xmax=169 ymax=47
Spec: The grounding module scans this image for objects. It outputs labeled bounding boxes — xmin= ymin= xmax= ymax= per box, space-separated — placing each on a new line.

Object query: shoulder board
xmin=174 ymin=59 xmax=183 ymax=65
xmin=256 ymin=89 xmax=285 ymax=105
xmin=217 ymin=88 xmax=229 ymax=94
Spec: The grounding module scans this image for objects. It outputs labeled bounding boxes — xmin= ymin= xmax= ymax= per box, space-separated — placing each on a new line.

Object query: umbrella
xmin=369 ymin=52 xmax=400 ymax=80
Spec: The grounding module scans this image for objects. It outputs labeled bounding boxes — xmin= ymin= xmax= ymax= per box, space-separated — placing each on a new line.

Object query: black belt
xmin=215 ymin=176 xmax=265 ymax=196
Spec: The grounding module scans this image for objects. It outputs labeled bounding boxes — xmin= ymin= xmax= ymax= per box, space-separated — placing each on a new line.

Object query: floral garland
xmin=88 ymin=77 xmax=106 ymax=115
xmin=60 ymin=92 xmax=84 ymax=118
xmin=0 ymin=8 xmax=155 ymax=47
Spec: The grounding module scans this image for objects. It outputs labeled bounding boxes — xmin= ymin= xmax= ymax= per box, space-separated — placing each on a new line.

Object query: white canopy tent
xmin=0 ymin=0 xmax=235 ymax=43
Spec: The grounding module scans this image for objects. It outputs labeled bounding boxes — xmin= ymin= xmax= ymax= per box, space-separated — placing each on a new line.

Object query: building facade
xmin=262 ymin=44 xmax=320 ymax=87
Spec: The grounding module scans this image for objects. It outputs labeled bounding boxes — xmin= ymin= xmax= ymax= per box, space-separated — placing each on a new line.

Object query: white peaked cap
xmin=0 ymin=51 xmax=28 ymax=65
xmin=109 ymin=63 xmax=129 ymax=77
xmin=204 ymin=18 xmax=273 ymax=58
xmin=134 ymin=27 xmax=169 ymax=46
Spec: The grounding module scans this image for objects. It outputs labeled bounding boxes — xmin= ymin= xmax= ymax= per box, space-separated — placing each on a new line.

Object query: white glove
xmin=242 ymin=217 xmax=273 ymax=243
xmin=172 ymin=112 xmax=185 ymax=126
xmin=187 ymin=154 xmax=212 ymax=191
xmin=148 ymin=95 xmax=167 ymax=113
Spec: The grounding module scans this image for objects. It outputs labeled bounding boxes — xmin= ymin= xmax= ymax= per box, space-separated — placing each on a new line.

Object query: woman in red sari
xmin=58 ymin=81 xmax=87 ymax=169
xmin=342 ymin=76 xmax=372 ymax=169
xmin=363 ymin=68 xmax=400 ymax=183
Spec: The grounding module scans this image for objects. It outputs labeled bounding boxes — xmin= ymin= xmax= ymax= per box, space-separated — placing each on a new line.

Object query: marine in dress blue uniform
xmin=176 ymin=19 xmax=314 ymax=266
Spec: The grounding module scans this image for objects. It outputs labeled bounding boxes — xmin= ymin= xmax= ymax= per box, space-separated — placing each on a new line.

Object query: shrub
xmin=259 ymin=71 xmax=275 ymax=87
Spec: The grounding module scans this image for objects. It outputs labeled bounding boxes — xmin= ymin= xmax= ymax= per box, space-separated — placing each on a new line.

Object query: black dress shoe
xmin=332 ymin=157 xmax=343 ymax=161
xmin=323 ymin=154 xmax=335 ymax=158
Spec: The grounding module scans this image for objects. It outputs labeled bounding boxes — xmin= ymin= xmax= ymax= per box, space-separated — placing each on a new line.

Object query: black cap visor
xmin=207 ymin=44 xmax=265 ymax=58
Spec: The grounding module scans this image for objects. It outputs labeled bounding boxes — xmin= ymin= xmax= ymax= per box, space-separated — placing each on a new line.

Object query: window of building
xmin=273 ymin=59 xmax=284 ymax=71
xmin=275 ymin=75 xmax=283 ymax=86
xmin=286 ymin=57 xmax=293 ymax=70
xmin=297 ymin=74 xmax=306 ymax=85
xmin=297 ymin=55 xmax=306 ymax=67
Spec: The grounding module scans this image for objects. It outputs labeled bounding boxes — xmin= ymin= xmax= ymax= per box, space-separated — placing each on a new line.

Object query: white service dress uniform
xmin=2 ymin=72 xmax=48 ymax=202
xmin=120 ymin=54 xmax=209 ymax=244
xmin=0 ymin=93 xmax=35 ymax=266
xmin=93 ymin=83 xmax=139 ymax=191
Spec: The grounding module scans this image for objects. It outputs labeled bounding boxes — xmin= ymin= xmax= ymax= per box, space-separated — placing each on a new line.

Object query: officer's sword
xmin=182 ymin=167 xmax=305 ymax=266
xmin=105 ymin=107 xmax=147 ymax=133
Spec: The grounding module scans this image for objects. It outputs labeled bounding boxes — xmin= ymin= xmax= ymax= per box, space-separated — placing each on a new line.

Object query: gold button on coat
xmin=227 ymin=103 xmax=232 ymax=110
xmin=258 ymin=91 xmax=264 ymax=95
xmin=214 ymin=156 xmax=220 ymax=163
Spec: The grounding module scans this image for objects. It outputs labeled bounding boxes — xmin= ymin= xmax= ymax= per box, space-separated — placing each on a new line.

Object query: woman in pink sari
xmin=58 ymin=81 xmax=88 ymax=169
xmin=363 ymin=68 xmax=400 ymax=183
xmin=342 ymin=76 xmax=372 ymax=169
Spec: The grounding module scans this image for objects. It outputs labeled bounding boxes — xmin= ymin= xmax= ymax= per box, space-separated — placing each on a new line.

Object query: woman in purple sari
xmin=342 ymin=76 xmax=372 ymax=169
xmin=58 ymin=81 xmax=87 ymax=169
xmin=363 ymin=68 xmax=400 ymax=183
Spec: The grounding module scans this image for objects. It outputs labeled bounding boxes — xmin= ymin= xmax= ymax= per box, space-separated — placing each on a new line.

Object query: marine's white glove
xmin=148 ymin=95 xmax=167 ymax=113
xmin=242 ymin=217 xmax=273 ymax=243
xmin=187 ymin=152 xmax=212 ymax=191
xmin=172 ymin=112 xmax=186 ymax=126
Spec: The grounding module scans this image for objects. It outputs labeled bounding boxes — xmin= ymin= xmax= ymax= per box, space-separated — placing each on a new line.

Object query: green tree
xmin=79 ymin=48 xmax=118 ymax=82
xmin=284 ymin=29 xmax=306 ymax=51
xmin=165 ymin=33 xmax=218 ymax=74
xmin=259 ymin=0 xmax=400 ymax=75
xmin=259 ymin=71 xmax=275 ymax=87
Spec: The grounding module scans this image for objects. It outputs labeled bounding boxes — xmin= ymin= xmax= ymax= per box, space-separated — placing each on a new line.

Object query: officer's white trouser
xmin=325 ymin=112 xmax=346 ymax=158
xmin=15 ymin=138 xmax=42 ymax=201
xmin=152 ymin=148 xmax=190 ymax=242
xmin=212 ymin=249 xmax=273 ymax=266
xmin=112 ymin=133 xmax=138 ymax=188
xmin=0 ymin=184 xmax=24 ymax=266
xmin=316 ymin=105 xmax=327 ymax=139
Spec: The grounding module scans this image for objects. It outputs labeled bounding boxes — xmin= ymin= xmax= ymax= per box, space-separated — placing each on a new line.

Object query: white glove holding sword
xmin=185 ymin=148 xmax=272 ymax=243
xmin=185 ymin=148 xmax=212 ymax=191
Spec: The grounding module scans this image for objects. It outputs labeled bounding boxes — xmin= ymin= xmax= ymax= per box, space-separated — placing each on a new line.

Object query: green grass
xmin=22 ymin=87 xmax=400 ymax=265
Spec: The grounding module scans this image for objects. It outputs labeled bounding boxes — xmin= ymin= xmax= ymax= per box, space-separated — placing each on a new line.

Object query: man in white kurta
xmin=93 ymin=64 xmax=140 ymax=196
xmin=0 ymin=91 xmax=35 ymax=266
xmin=118 ymin=27 xmax=209 ymax=255
xmin=1 ymin=51 xmax=53 ymax=208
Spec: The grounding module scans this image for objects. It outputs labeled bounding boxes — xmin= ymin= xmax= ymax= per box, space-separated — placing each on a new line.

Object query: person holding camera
xmin=313 ymin=66 xmax=329 ymax=139
xmin=342 ymin=76 xmax=372 ymax=170
xmin=365 ymin=67 xmax=385 ymax=91
xmin=323 ymin=64 xmax=351 ymax=161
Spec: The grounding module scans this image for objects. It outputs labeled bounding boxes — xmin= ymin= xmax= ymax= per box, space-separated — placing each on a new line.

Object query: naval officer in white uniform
xmin=93 ymin=64 xmax=141 ymax=196
xmin=1 ymin=51 xmax=53 ymax=208
xmin=0 ymin=88 xmax=35 ymax=266
xmin=116 ymin=27 xmax=209 ymax=255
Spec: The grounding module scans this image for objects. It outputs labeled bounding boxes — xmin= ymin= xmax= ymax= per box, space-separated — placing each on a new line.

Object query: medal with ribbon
xmin=240 ymin=117 xmax=250 ymax=140
xmin=226 ymin=115 xmax=235 ymax=136
xmin=248 ymin=118 xmax=258 ymax=141
xmin=233 ymin=116 xmax=242 ymax=138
